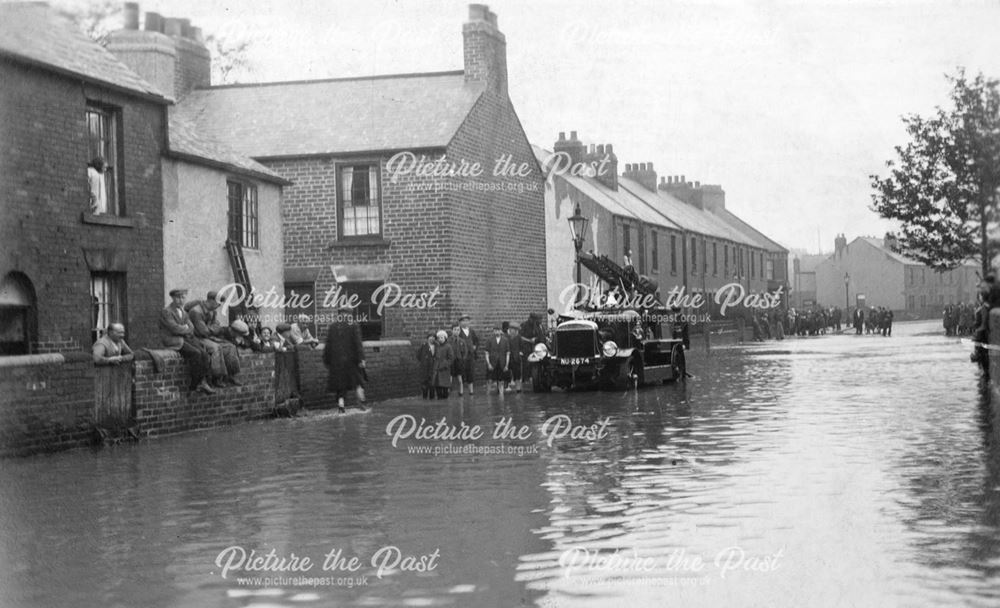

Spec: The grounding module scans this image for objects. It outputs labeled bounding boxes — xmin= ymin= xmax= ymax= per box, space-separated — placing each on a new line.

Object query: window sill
xmin=329 ymin=238 xmax=392 ymax=250
xmin=81 ymin=212 xmax=134 ymax=228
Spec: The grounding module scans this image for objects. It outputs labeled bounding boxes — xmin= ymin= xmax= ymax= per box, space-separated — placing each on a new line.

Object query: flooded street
xmin=2 ymin=319 xmax=999 ymax=608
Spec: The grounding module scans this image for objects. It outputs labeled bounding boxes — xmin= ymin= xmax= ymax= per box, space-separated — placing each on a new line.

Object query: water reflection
xmin=0 ymin=321 xmax=998 ymax=607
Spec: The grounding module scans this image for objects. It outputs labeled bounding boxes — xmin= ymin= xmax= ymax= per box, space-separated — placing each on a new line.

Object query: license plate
xmin=560 ymin=358 xmax=590 ymax=365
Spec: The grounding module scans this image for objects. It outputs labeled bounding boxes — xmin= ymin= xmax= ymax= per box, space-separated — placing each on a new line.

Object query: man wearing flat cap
xmin=456 ymin=314 xmax=479 ymax=395
xmin=159 ymin=288 xmax=214 ymax=395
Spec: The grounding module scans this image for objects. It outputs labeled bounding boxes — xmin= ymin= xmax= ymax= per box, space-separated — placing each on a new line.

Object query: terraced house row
xmin=536 ymin=133 xmax=788 ymax=316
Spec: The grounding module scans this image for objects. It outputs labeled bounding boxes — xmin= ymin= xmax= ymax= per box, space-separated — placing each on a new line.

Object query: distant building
xmin=535 ymin=133 xmax=788 ymax=317
xmin=815 ymin=234 xmax=979 ymax=316
xmin=789 ymin=249 xmax=829 ymax=309
xmin=0 ymin=3 xmax=170 ymax=353
xmin=163 ymin=4 xmax=546 ymax=339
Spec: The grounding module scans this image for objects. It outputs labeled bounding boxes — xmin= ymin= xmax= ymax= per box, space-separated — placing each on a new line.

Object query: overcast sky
xmin=60 ymin=0 xmax=1000 ymax=253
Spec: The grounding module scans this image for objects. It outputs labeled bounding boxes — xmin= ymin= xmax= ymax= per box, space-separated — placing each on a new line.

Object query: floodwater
xmin=1 ymin=320 xmax=999 ymax=608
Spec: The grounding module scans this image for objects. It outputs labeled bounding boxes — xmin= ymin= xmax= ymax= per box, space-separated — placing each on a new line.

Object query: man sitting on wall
xmin=187 ymin=291 xmax=242 ymax=387
xmin=92 ymin=322 xmax=134 ymax=366
xmin=159 ymin=288 xmax=215 ymax=395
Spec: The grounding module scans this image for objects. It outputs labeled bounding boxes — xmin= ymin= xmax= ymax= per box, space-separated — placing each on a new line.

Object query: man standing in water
xmin=323 ymin=305 xmax=367 ymax=412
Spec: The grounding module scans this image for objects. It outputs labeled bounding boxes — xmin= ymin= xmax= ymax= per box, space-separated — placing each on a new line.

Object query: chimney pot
xmin=648 ymin=162 xmax=654 ymax=170
xmin=570 ymin=130 xmax=578 ymax=141
xmin=164 ymin=17 xmax=183 ymax=37
xmin=606 ymin=144 xmax=614 ymax=155
xmin=589 ymin=144 xmax=596 ymax=155
xmin=660 ymin=176 xmax=666 ymax=184
xmin=558 ymin=131 xmax=566 ymax=142
xmin=681 ymin=175 xmax=686 ymax=183
xmin=469 ymin=4 xmax=489 ymax=21
xmin=123 ymin=2 xmax=139 ymax=29
xmin=695 ymin=181 xmax=700 ymax=188
xmin=144 ymin=11 xmax=163 ymax=32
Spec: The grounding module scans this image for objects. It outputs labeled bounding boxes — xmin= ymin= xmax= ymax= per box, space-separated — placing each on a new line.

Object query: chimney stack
xmin=624 ymin=161 xmax=658 ymax=192
xmin=106 ymin=3 xmax=211 ymax=101
xmin=464 ymin=4 xmax=507 ymax=94
xmin=553 ymin=131 xmax=584 ymax=167
xmin=123 ymin=2 xmax=139 ymax=29
xmin=592 ymin=143 xmax=617 ymax=191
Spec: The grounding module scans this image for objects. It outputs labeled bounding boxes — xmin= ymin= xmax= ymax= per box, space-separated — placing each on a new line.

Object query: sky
xmin=58 ymin=0 xmax=1000 ymax=253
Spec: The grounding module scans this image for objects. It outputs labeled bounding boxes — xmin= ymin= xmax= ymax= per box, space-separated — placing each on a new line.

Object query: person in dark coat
xmin=416 ymin=333 xmax=436 ymax=399
xmin=323 ymin=308 xmax=367 ymax=412
xmin=456 ymin=314 xmax=479 ymax=394
xmin=853 ymin=307 xmax=864 ymax=335
xmin=448 ymin=324 xmax=470 ymax=395
xmin=433 ymin=330 xmax=454 ymax=398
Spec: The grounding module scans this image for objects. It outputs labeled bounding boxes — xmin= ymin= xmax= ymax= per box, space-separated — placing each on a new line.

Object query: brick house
xmin=0 ymin=2 xmax=170 ymax=354
xmin=171 ymin=4 xmax=546 ymax=340
xmin=815 ymin=234 xmax=978 ymax=316
xmin=537 ymin=131 xmax=788 ymax=318
xmin=106 ymin=8 xmax=289 ymax=328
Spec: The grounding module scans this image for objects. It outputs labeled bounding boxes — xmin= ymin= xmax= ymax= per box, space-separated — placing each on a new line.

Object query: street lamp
xmin=844 ymin=272 xmax=850 ymax=311
xmin=568 ymin=203 xmax=589 ymax=285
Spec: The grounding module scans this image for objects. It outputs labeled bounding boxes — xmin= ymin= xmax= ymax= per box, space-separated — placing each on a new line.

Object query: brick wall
xmin=133 ymin=350 xmax=275 ymax=438
xmin=0 ymin=342 xmax=425 ymax=456
xmin=0 ymin=353 xmax=96 ymax=456
xmin=445 ymin=91 xmax=547 ymax=331
xmin=0 ymin=60 xmax=167 ymax=351
xmin=296 ymin=341 xmax=422 ymax=407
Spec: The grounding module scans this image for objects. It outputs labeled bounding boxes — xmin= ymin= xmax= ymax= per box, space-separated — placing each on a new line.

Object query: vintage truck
xmin=527 ymin=252 xmax=689 ymax=391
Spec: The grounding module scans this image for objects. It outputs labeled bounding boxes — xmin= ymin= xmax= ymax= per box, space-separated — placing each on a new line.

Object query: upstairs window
xmin=228 ymin=181 xmax=259 ymax=249
xmin=86 ymin=102 xmax=123 ymax=216
xmin=338 ymin=164 xmax=382 ymax=238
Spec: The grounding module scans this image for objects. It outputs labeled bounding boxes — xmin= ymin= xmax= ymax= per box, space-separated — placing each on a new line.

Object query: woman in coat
xmin=433 ymin=330 xmax=455 ymax=399
xmin=323 ymin=312 xmax=366 ymax=412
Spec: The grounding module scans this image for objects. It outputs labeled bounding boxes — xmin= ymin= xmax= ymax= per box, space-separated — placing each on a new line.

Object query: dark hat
xmin=276 ymin=322 xmax=292 ymax=333
xmin=501 ymin=321 xmax=510 ymax=331
xmin=169 ymin=288 xmax=188 ymax=297
xmin=207 ymin=290 xmax=219 ymax=301
xmin=528 ymin=312 xmax=541 ymax=320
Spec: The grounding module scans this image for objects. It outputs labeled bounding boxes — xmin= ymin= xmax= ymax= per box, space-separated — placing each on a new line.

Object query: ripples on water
xmin=0 ymin=321 xmax=998 ymax=608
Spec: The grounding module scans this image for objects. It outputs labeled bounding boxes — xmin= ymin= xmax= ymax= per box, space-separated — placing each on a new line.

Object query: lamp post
xmin=844 ymin=272 xmax=850 ymax=312
xmin=568 ymin=203 xmax=589 ymax=286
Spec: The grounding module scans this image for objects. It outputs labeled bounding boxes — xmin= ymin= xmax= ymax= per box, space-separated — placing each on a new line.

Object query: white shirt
xmin=88 ymin=166 xmax=107 ymax=214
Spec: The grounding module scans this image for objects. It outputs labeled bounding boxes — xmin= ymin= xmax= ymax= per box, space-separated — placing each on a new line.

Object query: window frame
xmin=227 ymin=180 xmax=260 ymax=250
xmin=651 ymin=231 xmax=658 ymax=273
xmin=335 ymin=162 xmax=384 ymax=240
xmin=670 ymin=235 xmax=677 ymax=274
xmin=90 ymin=271 xmax=127 ymax=343
xmin=85 ymin=101 xmax=125 ymax=216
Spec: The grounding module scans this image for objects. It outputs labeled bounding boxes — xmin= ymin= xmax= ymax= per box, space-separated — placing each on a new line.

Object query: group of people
xmin=943 ymin=303 xmax=978 ymax=336
xmin=852 ymin=306 xmax=894 ymax=336
xmin=157 ymin=288 xmax=255 ymax=395
xmin=415 ymin=313 xmax=546 ymax=399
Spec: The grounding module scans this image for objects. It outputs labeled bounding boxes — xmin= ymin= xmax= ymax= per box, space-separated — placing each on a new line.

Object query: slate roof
xmin=173 ymin=71 xmax=486 ymax=158
xmin=858 ymin=237 xmax=922 ymax=265
xmin=0 ymin=2 xmax=167 ymax=102
xmin=168 ymin=111 xmax=289 ymax=185
xmin=532 ymin=145 xmax=684 ymax=229
xmin=715 ymin=208 xmax=787 ymax=253
xmin=619 ymin=177 xmax=757 ymax=245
